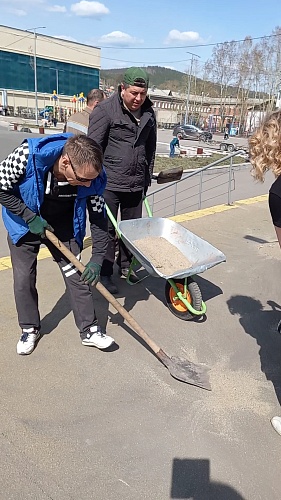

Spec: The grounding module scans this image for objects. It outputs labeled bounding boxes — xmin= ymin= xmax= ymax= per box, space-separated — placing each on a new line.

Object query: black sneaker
xmin=118 ymin=268 xmax=139 ymax=284
xmin=100 ymin=276 xmax=118 ymax=294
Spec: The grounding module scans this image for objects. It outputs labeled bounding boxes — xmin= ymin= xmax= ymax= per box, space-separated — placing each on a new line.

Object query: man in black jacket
xmin=88 ymin=67 xmax=157 ymax=294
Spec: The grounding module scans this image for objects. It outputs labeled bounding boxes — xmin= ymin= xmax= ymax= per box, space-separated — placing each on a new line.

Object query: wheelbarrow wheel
xmin=165 ymin=277 xmax=203 ymax=320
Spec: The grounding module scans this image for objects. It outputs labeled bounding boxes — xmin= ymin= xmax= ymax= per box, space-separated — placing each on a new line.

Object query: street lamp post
xmin=184 ymin=51 xmax=200 ymax=125
xmin=26 ymin=26 xmax=46 ymax=125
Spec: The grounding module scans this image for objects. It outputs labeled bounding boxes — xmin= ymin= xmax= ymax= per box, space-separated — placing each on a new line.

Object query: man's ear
xmin=59 ymin=155 xmax=68 ymax=173
xmin=120 ymin=83 xmax=125 ymax=98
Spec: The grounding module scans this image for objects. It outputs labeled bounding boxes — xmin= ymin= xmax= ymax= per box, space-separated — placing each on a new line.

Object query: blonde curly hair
xmin=249 ymin=110 xmax=281 ymax=182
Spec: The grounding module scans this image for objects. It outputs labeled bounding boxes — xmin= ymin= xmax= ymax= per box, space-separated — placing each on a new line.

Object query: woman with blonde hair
xmin=249 ymin=110 xmax=281 ymax=436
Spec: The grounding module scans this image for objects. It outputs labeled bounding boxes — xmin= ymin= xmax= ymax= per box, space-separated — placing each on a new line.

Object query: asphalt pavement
xmin=0 ymin=121 xmax=281 ymax=499
xmin=1 ymin=194 xmax=281 ymax=499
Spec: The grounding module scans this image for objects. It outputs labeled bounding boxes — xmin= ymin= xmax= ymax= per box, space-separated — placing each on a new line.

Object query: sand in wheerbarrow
xmin=133 ymin=236 xmax=193 ymax=275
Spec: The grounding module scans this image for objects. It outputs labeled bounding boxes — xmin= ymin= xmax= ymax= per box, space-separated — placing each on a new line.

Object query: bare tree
xmin=205 ymin=40 xmax=238 ymax=130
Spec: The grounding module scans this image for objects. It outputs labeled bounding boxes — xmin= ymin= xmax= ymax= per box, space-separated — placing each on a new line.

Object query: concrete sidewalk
xmin=1 ymin=197 xmax=281 ymax=499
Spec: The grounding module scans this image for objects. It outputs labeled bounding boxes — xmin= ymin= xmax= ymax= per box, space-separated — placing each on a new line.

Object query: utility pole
xmin=27 ymin=27 xmax=46 ymax=125
xmin=184 ymin=52 xmax=200 ymax=126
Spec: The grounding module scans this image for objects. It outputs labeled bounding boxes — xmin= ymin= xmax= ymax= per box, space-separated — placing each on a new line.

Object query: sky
xmin=0 ymin=0 xmax=281 ymax=74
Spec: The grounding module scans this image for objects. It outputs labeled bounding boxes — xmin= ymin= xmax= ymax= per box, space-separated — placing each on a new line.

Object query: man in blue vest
xmin=0 ymin=133 xmax=114 ymax=355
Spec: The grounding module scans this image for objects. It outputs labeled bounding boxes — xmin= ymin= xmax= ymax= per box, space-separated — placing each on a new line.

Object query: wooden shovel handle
xmin=45 ymin=230 xmax=161 ymax=355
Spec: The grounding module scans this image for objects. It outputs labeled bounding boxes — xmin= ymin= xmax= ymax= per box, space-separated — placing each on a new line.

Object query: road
xmin=156 ymin=129 xmax=250 ymax=155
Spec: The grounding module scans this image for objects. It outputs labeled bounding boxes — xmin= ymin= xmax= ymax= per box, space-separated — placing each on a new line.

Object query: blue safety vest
xmin=2 ymin=133 xmax=107 ymax=247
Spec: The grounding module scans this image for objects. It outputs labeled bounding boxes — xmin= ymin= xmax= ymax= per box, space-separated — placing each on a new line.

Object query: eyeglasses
xmin=67 ymin=155 xmax=96 ymax=183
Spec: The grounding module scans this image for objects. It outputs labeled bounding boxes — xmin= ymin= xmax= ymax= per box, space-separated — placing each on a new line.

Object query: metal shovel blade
xmin=169 ymin=357 xmax=211 ymax=390
xmin=158 ymin=350 xmax=211 ymax=390
xmin=155 ymin=166 xmax=183 ymax=184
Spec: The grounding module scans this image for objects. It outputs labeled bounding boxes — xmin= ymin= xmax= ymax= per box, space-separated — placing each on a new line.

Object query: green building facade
xmin=0 ymin=50 xmax=99 ymax=96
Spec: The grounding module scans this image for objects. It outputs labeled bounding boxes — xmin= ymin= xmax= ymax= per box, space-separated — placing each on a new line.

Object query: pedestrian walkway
xmin=0 ymin=196 xmax=281 ymax=499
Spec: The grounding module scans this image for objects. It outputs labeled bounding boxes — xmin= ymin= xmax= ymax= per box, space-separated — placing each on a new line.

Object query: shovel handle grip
xmin=45 ymin=230 xmax=161 ymax=355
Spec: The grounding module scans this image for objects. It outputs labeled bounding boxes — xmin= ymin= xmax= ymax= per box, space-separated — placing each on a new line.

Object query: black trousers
xmin=8 ymin=231 xmax=97 ymax=335
xmin=101 ymin=189 xmax=143 ymax=276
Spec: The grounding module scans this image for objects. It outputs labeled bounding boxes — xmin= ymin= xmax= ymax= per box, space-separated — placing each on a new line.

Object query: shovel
xmin=45 ymin=230 xmax=211 ymax=391
xmin=152 ymin=166 xmax=183 ymax=184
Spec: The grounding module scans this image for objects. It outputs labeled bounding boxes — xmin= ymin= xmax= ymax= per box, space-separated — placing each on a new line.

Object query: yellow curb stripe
xmin=235 ymin=194 xmax=268 ymax=205
xmin=0 ymin=194 xmax=269 ymax=271
xmin=83 ymin=236 xmax=92 ymax=250
xmin=170 ymin=194 xmax=268 ymax=223
xmin=0 ymin=247 xmax=52 ymax=271
xmin=170 ymin=204 xmax=237 ymax=222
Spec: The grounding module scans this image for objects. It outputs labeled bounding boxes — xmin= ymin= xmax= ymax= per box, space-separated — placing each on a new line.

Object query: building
xmin=0 ymin=25 xmax=265 ymax=130
xmin=0 ymin=24 xmax=100 ymax=118
xmin=147 ymin=87 xmax=264 ymax=132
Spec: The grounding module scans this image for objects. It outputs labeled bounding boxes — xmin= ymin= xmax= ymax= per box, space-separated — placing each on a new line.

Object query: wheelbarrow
xmin=118 ymin=217 xmax=226 ymax=320
xmin=105 ymin=165 xmax=226 ymax=320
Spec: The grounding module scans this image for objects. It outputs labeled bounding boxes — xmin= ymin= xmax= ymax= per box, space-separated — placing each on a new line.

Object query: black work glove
xmin=81 ymin=262 xmax=101 ymax=286
xmin=27 ymin=215 xmax=54 ymax=238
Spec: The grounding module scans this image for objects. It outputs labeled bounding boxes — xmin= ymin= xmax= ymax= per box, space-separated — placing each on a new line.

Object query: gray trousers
xmin=8 ymin=232 xmax=97 ymax=335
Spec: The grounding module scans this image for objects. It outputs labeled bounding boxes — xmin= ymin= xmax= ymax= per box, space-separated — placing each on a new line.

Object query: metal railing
xmin=146 ymin=150 xmax=247 ymax=218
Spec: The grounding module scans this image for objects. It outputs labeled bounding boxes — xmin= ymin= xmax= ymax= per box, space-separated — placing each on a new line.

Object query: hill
xmin=100 ymin=66 xmax=236 ymax=97
xmin=101 ymin=66 xmax=193 ymax=92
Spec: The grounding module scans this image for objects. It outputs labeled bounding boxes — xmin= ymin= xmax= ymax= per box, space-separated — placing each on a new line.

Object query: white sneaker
xmin=271 ymin=416 xmax=281 ymax=435
xmin=81 ymin=325 xmax=114 ymax=349
xmin=17 ymin=328 xmax=40 ymax=355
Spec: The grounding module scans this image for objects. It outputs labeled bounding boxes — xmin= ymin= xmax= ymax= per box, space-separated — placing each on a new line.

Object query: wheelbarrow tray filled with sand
xmin=118 ymin=217 xmax=226 ymax=320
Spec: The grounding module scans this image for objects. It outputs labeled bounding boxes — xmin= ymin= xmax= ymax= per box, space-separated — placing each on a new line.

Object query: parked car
xmin=173 ymin=124 xmax=212 ymax=142
xmin=20 ymin=127 xmax=32 ymax=133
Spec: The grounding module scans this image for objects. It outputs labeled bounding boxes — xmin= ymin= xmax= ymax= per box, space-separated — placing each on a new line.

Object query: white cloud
xmin=99 ymin=31 xmax=142 ymax=46
xmin=70 ymin=1 xmax=109 ymax=17
xmin=165 ymin=30 xmax=201 ymax=44
xmin=53 ymin=34 xmax=78 ymax=42
xmin=47 ymin=4 xmax=67 ymax=12
xmin=6 ymin=7 xmax=27 ymax=16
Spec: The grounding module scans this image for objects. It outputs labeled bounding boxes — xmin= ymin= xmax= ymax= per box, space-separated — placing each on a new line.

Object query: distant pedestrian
xmin=224 ymin=122 xmax=231 ymax=140
xmin=65 ymin=89 xmax=106 ymax=135
xmin=170 ymin=137 xmax=180 ymax=157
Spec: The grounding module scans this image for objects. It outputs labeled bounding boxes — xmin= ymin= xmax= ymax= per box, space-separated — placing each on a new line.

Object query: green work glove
xmin=27 ymin=215 xmax=53 ymax=238
xmin=81 ymin=262 xmax=101 ymax=286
